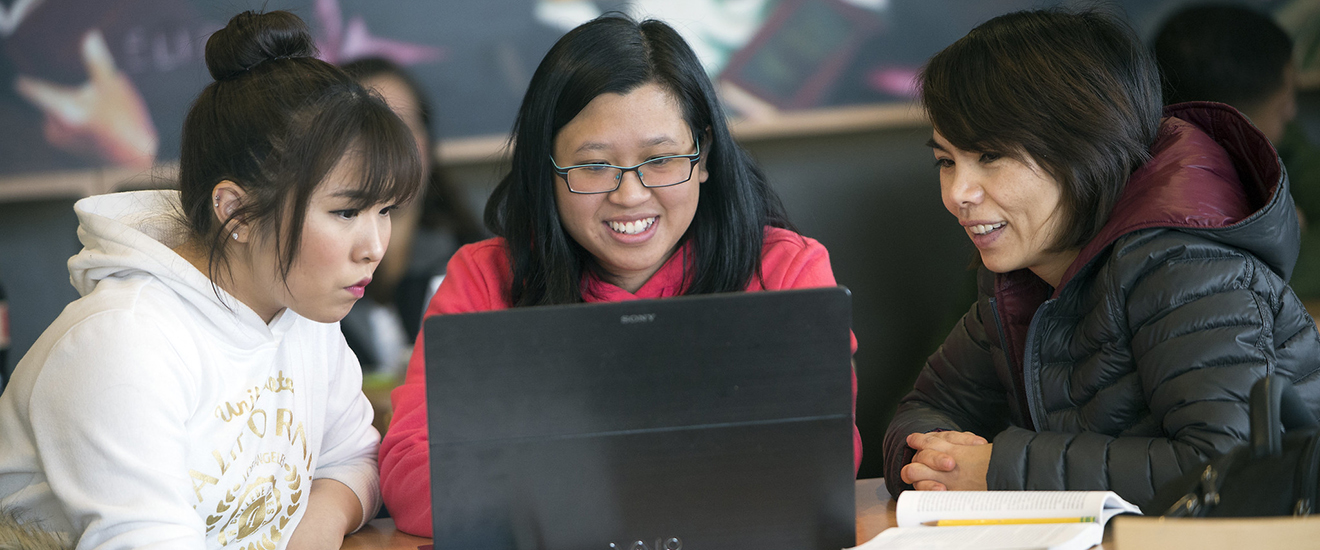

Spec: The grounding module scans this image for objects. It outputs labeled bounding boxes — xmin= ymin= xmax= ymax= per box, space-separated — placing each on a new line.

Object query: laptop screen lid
xmin=424 ymin=286 xmax=855 ymax=550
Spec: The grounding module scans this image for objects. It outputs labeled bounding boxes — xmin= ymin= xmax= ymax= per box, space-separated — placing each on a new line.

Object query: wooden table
xmin=341 ymin=477 xmax=897 ymax=549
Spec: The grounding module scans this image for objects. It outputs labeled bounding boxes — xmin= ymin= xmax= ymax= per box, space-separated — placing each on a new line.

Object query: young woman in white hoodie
xmin=0 ymin=10 xmax=421 ymax=550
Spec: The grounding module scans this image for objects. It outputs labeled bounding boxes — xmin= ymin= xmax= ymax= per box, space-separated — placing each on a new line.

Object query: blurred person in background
xmin=340 ymin=58 xmax=485 ymax=376
xmin=1154 ymin=3 xmax=1320 ymax=300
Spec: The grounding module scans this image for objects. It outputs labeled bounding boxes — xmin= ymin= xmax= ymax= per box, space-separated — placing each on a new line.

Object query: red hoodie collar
xmin=580 ymin=241 xmax=692 ymax=302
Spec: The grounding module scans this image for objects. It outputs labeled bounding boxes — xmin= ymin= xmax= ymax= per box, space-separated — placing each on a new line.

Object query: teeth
xmin=971 ymin=222 xmax=1005 ymax=235
xmin=610 ymin=217 xmax=655 ymax=235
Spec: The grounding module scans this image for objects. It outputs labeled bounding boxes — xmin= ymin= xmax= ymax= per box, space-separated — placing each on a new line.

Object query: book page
xmin=852 ymin=523 xmax=1102 ymax=550
xmin=1096 ymin=492 xmax=1141 ymax=523
xmin=895 ymin=491 xmax=1122 ymax=527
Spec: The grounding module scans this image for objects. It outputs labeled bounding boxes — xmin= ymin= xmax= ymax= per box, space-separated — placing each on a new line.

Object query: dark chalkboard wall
xmin=0 ymin=0 xmax=1309 ymax=177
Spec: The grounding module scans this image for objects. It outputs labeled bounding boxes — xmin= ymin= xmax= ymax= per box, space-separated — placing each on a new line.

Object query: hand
xmin=901 ymin=431 xmax=991 ymax=491
xmin=15 ymin=29 xmax=158 ymax=168
xmin=285 ymin=479 xmax=364 ymax=550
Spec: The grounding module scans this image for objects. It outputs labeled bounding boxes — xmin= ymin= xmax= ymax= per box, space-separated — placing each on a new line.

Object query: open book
xmin=852 ymin=491 xmax=1141 ymax=550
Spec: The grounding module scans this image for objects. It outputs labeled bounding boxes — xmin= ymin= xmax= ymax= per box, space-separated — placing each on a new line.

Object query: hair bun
xmin=205 ymin=11 xmax=317 ymax=81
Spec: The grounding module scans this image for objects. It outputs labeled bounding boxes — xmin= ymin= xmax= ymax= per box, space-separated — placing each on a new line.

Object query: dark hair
xmin=485 ymin=14 xmax=791 ymax=307
xmin=1153 ymin=4 xmax=1294 ymax=109
xmin=180 ymin=11 xmax=422 ymax=287
xmin=921 ymin=9 xmax=1162 ymax=251
xmin=340 ymin=57 xmax=485 ymax=245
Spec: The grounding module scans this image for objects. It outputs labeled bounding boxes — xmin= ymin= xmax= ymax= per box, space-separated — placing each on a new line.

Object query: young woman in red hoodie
xmin=379 ymin=14 xmax=861 ymax=536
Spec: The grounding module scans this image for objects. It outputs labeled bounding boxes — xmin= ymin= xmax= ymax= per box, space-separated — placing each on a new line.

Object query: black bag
xmin=1147 ymin=375 xmax=1320 ymax=517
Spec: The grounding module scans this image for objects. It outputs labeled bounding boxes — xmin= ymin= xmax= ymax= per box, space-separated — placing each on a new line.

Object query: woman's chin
xmin=979 ymin=255 xmax=1019 ymax=275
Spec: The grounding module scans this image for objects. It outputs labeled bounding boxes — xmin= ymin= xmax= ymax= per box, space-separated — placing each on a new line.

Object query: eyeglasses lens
xmin=568 ymin=157 xmax=693 ymax=193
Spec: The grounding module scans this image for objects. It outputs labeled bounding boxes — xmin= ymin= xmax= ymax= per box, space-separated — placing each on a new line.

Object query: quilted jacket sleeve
xmin=987 ymin=230 xmax=1320 ymax=509
xmin=883 ymin=298 xmax=1012 ymax=497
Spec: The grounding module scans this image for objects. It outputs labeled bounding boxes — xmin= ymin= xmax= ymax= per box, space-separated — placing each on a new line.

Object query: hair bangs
xmin=267 ymin=89 xmax=423 ymax=278
xmin=283 ymin=91 xmax=422 ymax=208
xmin=919 ymin=9 xmax=1161 ymax=253
xmin=921 ymin=34 xmax=1037 ymax=164
xmin=352 ymin=102 xmax=425 ymax=209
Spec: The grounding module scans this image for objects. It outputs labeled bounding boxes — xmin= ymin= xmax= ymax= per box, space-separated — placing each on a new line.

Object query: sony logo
xmin=609 ymin=537 xmax=682 ymax=550
xmin=620 ymin=313 xmax=656 ymax=324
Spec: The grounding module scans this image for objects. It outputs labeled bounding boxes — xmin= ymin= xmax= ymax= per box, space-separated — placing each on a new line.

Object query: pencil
xmin=922 ymin=517 xmax=1098 ymax=526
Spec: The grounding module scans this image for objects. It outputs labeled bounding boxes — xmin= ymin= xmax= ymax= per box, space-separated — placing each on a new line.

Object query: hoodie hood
xmin=1054 ymin=101 xmax=1296 ymax=294
xmin=68 ymin=190 xmax=283 ymax=339
xmin=990 ymin=102 xmax=1293 ymax=380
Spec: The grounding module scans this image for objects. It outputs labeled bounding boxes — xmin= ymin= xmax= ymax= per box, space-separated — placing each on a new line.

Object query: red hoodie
xmin=380 ymin=226 xmax=861 ymax=536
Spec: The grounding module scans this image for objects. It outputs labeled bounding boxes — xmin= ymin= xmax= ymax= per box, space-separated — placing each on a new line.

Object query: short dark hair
xmin=180 ymin=11 xmax=422 ymax=287
xmin=485 ymin=14 xmax=792 ymax=307
xmin=921 ymin=9 xmax=1162 ymax=251
xmin=1153 ymin=3 xmax=1294 ymax=109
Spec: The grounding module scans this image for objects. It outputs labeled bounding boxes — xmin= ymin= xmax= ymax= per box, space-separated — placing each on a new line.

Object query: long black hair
xmin=179 ymin=11 xmax=422 ymax=287
xmin=485 ymin=14 xmax=791 ymax=307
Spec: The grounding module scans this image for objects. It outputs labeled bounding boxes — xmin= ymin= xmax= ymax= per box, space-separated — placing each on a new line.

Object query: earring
xmin=232 ymin=232 xmax=238 ymax=240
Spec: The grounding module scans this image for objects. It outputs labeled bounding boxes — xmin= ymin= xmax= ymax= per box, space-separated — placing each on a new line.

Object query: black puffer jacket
xmin=883 ymin=103 xmax=1320 ymax=508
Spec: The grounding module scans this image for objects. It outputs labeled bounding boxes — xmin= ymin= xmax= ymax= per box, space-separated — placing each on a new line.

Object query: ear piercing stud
xmin=232 ymin=232 xmax=238 ymax=240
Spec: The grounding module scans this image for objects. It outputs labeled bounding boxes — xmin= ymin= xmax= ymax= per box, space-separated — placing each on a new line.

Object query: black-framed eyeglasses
xmin=550 ymin=137 xmax=702 ymax=194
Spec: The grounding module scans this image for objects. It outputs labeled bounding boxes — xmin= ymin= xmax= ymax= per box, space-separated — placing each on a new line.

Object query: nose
xmin=942 ymin=166 xmax=984 ymax=214
xmin=607 ymin=168 xmax=652 ymax=207
xmin=359 ymin=214 xmax=389 ymax=263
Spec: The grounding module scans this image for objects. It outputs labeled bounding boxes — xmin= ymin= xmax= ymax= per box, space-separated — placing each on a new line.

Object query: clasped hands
xmin=900 ymin=431 xmax=992 ymax=491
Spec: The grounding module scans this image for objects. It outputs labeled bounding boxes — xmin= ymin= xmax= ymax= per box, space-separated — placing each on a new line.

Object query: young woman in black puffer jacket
xmin=883 ymin=8 xmax=1320 ymax=509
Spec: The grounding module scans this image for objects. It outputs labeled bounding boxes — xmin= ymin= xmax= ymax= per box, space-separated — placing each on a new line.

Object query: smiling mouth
xmin=970 ymin=222 xmax=1006 ymax=235
xmin=609 ymin=217 xmax=655 ymax=235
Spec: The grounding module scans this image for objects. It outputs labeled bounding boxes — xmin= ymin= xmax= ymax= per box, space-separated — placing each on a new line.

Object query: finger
xmin=906 ymin=431 xmax=935 ymax=449
xmin=906 ymin=432 xmax=955 ymax=453
xmin=900 ymin=461 xmax=944 ymax=485
xmin=930 ymin=431 xmax=989 ymax=446
xmin=15 ymin=76 xmax=88 ymax=125
xmin=82 ymin=30 xmax=119 ymax=82
xmin=911 ymin=449 xmax=955 ymax=472
xmin=912 ymin=480 xmax=948 ymax=491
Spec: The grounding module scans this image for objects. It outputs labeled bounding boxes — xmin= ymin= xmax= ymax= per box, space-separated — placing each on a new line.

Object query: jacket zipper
xmin=988 ymin=296 xmax=1012 ymax=365
xmin=1020 ymin=299 xmax=1054 ymax=431
xmin=989 ymin=296 xmax=1045 ymax=430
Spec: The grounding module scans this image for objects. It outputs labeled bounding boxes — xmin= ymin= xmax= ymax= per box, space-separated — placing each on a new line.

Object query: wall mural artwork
xmin=0 ymin=0 xmax=1315 ymax=181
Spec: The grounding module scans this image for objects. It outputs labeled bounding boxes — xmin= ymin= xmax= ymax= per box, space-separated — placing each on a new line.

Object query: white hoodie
xmin=0 ymin=191 xmax=382 ymax=549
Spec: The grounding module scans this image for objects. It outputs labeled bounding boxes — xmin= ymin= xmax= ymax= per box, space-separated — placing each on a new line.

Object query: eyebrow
xmin=925 ymin=138 xmax=947 ymax=152
xmin=330 ymin=189 xmax=373 ymax=201
xmin=574 ymin=136 xmax=681 ymax=154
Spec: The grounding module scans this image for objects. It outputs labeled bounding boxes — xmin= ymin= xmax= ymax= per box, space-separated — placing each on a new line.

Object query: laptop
xmin=424 ymin=286 xmax=855 ymax=550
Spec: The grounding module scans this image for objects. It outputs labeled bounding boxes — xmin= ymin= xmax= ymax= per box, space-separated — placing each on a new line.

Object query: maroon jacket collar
xmin=989 ymin=103 xmax=1284 ymax=393
xmin=1050 ymin=103 xmax=1277 ymax=296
